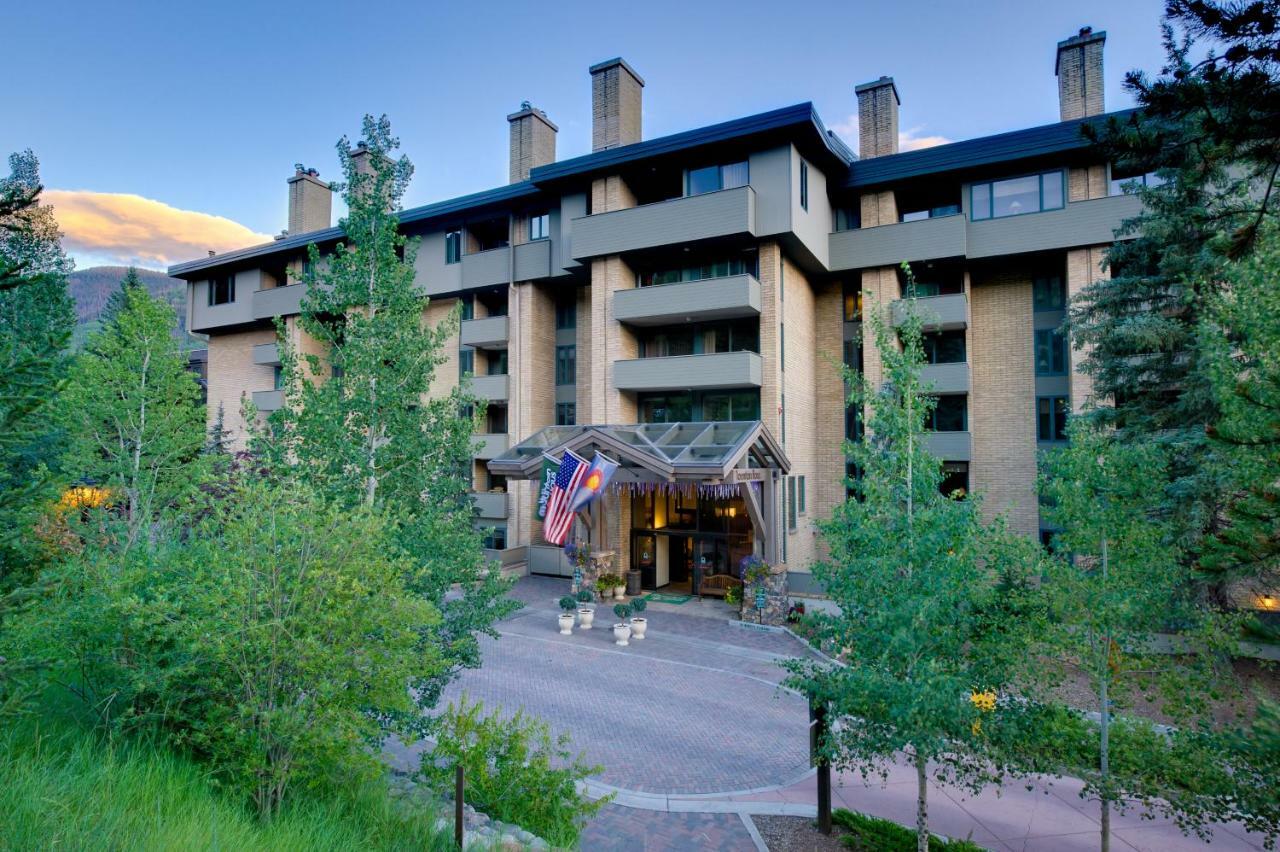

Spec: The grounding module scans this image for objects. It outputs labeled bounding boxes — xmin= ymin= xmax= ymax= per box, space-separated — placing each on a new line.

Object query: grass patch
xmin=833 ymin=808 xmax=985 ymax=851
xmin=0 ymin=711 xmax=454 ymax=851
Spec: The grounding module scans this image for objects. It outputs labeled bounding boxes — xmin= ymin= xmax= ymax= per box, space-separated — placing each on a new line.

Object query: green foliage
xmin=419 ymin=695 xmax=607 ymax=847
xmin=0 ymin=709 xmax=455 ymax=851
xmin=787 ymin=278 xmax=1046 ymax=847
xmin=56 ymin=279 xmax=207 ymax=549
xmin=832 ymin=808 xmax=983 ymax=851
xmin=630 ymin=597 xmax=646 ymax=614
xmin=0 ymin=150 xmax=75 ymax=587
xmin=596 ymin=573 xmax=621 ymax=590
xmin=4 ymin=479 xmax=443 ymax=818
xmin=613 ymin=602 xmax=632 ymax=621
xmin=558 ymin=595 xmax=577 ymax=612
xmin=262 ymin=115 xmax=516 ymax=708
xmin=724 ymin=584 xmax=741 ymax=606
xmin=575 ymin=588 xmax=594 ymax=604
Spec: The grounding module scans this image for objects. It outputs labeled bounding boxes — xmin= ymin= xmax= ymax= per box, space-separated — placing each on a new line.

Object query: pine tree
xmin=0 ymin=150 xmax=75 ymax=588
xmin=265 ymin=115 xmax=516 ymax=711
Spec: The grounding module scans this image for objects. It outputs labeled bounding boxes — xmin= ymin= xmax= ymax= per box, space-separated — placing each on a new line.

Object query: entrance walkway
xmin=405 ymin=576 xmax=1271 ymax=851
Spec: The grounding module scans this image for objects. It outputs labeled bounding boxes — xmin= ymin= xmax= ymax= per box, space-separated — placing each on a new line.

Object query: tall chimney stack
xmin=287 ymin=165 xmax=331 ymax=235
xmin=590 ymin=58 xmax=644 ymax=152
xmin=1056 ymin=27 xmax=1106 ymax=121
xmin=508 ymin=102 xmax=558 ymax=183
xmin=855 ymin=76 xmax=900 ymax=159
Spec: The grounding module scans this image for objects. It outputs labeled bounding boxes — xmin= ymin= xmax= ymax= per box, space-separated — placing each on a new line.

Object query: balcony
xmin=613 ymin=351 xmax=763 ymax=392
xmin=571 ymin=186 xmax=756 ymax=260
xmin=920 ymin=362 xmax=970 ymax=394
xmin=472 ymin=491 xmax=509 ymax=519
xmin=460 ymin=315 xmax=509 ymax=348
xmin=252 ymin=389 xmax=284 ymax=413
xmin=252 ymin=342 xmax=279 ymax=365
xmin=829 ymin=213 xmax=967 ymax=271
xmin=923 ymin=430 xmax=971 ymax=461
xmin=514 ymin=239 xmax=552 ymax=281
xmin=474 ymin=433 xmax=509 ymax=460
xmin=613 ymin=275 xmax=762 ymax=327
xmin=891 ymin=293 xmax=967 ymax=331
xmin=471 ymin=374 xmax=509 ymax=403
xmin=966 ymin=193 xmax=1142 ymax=259
xmin=252 ymin=284 xmax=305 ymax=320
xmin=461 ymin=247 xmax=511 ymax=289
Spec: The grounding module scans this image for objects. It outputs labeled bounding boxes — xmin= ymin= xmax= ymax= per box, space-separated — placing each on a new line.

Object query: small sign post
xmin=809 ymin=696 xmax=831 ymax=835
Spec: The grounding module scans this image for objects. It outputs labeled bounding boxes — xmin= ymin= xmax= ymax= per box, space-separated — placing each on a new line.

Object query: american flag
xmin=542 ymin=450 xmax=589 ymax=545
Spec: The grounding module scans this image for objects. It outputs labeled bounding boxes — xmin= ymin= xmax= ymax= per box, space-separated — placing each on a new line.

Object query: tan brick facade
xmin=1066 ymin=245 xmax=1110 ymax=412
xmin=207 ymin=328 xmax=277 ymax=450
xmin=590 ymin=59 xmax=643 ymax=152
xmin=1056 ymin=29 xmax=1106 ymax=121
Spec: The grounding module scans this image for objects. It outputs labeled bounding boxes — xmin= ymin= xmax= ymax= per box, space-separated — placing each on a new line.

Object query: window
xmin=969 ymin=171 xmax=1065 ymax=220
xmin=555 ymin=345 xmax=576 ymax=386
xmin=1034 ymin=329 xmax=1067 ymax=375
xmin=781 ymin=393 xmax=786 ymax=443
xmin=686 ymin=161 xmax=749 ymax=196
xmin=798 ymin=475 xmax=806 ymax=514
xmin=479 ymin=525 xmax=507 ymax=550
xmin=637 ymin=390 xmax=758 ymax=423
xmin=927 ymin=395 xmax=967 ymax=432
xmin=899 ymin=259 xmax=964 ymax=297
xmin=843 ymin=284 xmax=863 ymax=322
xmin=555 ymin=402 xmax=576 ymax=426
xmin=529 ymin=212 xmax=550 ymax=241
xmin=780 ymin=324 xmax=785 ymax=372
xmin=208 ymin=274 xmax=235 ymax=306
xmin=940 ymin=462 xmax=969 ymax=498
xmin=1033 ymin=274 xmax=1066 ymax=312
xmin=1037 ymin=396 xmax=1069 ymax=442
xmin=900 ymin=204 xmax=961 ymax=223
xmin=487 ymin=350 xmax=508 ymax=376
xmin=555 ymin=300 xmax=576 ymax=330
xmin=487 ymin=405 xmax=508 ymax=434
xmin=272 ymin=365 xmax=284 ymax=390
xmin=834 ymin=205 xmax=860 ymax=232
xmin=458 ymin=348 xmax=474 ymax=379
xmin=459 ymin=294 xmax=474 ymax=321
xmin=698 ymin=390 xmax=760 ymax=422
xmin=445 ymin=229 xmax=462 ymax=264
xmin=636 ymin=252 xmax=757 ymax=288
xmin=922 ymin=329 xmax=966 ymax=364
xmin=799 ymin=160 xmax=809 ymax=211
xmin=1109 ymin=167 xmax=1165 ymax=196
xmin=637 ymin=319 xmax=759 ymax=358
xmin=787 ymin=477 xmax=797 ymax=530
xmin=843 ymin=339 xmax=862 ymax=371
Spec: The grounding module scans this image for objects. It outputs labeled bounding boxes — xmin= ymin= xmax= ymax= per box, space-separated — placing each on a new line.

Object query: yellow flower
xmin=969 ymin=690 xmax=997 ymax=713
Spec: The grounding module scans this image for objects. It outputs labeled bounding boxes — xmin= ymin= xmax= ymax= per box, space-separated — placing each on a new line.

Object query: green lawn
xmin=0 ymin=711 xmax=454 ymax=852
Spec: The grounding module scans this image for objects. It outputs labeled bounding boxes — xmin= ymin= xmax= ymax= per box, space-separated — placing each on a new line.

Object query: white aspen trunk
xmin=1099 ymin=532 xmax=1111 ymax=852
xmin=916 ymin=749 xmax=929 ymax=852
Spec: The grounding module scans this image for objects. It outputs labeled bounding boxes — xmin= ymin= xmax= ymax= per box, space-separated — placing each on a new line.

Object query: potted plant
xmin=576 ymin=588 xmax=595 ymax=629
xmin=612 ymin=603 xmax=633 ymax=646
xmin=628 ymin=597 xmax=648 ymax=639
xmin=612 ymin=573 xmax=627 ymax=600
xmin=595 ymin=574 xmax=615 ymax=602
xmin=557 ymin=595 xmax=577 ymax=635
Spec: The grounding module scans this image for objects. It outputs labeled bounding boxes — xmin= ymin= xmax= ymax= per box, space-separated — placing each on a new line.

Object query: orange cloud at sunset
xmin=44 ymin=189 xmax=271 ymax=269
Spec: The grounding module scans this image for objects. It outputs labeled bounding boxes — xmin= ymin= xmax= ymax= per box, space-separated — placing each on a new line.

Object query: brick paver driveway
xmin=439 ymin=575 xmax=815 ymax=797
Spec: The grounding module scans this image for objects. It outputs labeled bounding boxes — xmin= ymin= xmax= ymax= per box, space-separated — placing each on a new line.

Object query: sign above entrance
xmin=727 ymin=468 xmax=767 ymax=484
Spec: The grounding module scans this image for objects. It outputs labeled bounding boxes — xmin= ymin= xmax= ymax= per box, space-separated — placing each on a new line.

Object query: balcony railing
xmin=613 ymin=274 xmax=761 ymax=326
xmin=251 ymin=389 xmax=284 ymax=412
xmin=829 ymin=213 xmax=966 ymax=270
xmin=474 ymin=433 xmax=509 ymax=460
xmin=922 ymin=430 xmax=971 ymax=461
xmin=919 ymin=362 xmax=970 ymax=394
xmin=252 ymin=342 xmax=279 ymax=365
xmin=471 ymin=491 xmax=509 ymax=519
xmin=461 ymin=246 xmax=511 ymax=289
xmin=470 ymin=374 xmax=509 ymax=402
xmin=612 ymin=350 xmax=763 ymax=392
xmin=571 ymin=186 xmax=756 ymax=259
xmin=460 ymin=315 xmax=509 ymax=348
xmin=252 ymin=284 xmax=305 ymax=320
xmin=891 ymin=293 xmax=967 ymax=330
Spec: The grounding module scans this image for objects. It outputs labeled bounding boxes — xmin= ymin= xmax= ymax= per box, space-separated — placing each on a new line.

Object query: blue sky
xmin=6 ymin=0 xmax=1168 ymax=269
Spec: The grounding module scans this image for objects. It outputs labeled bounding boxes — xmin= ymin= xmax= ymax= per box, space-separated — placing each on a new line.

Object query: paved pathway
xmin=410 ymin=576 xmax=1272 ymax=851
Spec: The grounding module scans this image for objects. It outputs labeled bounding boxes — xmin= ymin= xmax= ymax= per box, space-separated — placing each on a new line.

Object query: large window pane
xmin=930 ymin=395 xmax=968 ymax=431
xmin=1041 ymin=171 xmax=1064 ymax=210
xmin=923 ymin=330 xmax=966 ymax=364
xmin=992 ymin=175 xmax=1041 ymax=218
xmin=970 ymin=183 xmax=991 ymax=220
xmin=1034 ymin=329 xmax=1066 ymax=375
xmin=702 ymin=394 xmax=731 ymax=422
xmin=687 ymin=165 xmax=721 ymax=196
xmin=721 ymin=161 xmax=749 ymax=190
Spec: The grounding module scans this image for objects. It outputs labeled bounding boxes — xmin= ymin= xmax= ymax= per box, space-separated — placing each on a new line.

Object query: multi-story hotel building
xmin=171 ymin=27 xmax=1142 ymax=596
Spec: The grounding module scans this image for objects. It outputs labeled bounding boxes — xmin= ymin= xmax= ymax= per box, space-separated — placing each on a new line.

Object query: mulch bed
xmin=751 ymin=815 xmax=852 ymax=852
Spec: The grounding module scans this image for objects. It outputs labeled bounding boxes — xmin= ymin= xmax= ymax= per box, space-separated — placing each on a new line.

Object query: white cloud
xmin=44 ymin=189 xmax=271 ymax=270
xmin=830 ymin=115 xmax=953 ymax=155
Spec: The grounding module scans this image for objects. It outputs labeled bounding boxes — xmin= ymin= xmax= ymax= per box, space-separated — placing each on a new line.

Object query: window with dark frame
xmin=445 ymin=229 xmax=463 ymax=264
xmin=1037 ymin=395 xmax=1069 ymax=442
xmin=460 ymin=294 xmax=474 ymax=321
xmin=799 ymin=160 xmax=809 ymax=211
xmin=529 ymin=212 xmax=550 ymax=241
xmin=458 ymin=348 xmax=474 ymax=379
xmin=1034 ymin=329 xmax=1067 ymax=375
xmin=1033 ymin=274 xmax=1066 ymax=311
xmin=555 ymin=345 xmax=576 ymax=386
xmin=555 ymin=299 xmax=576 ymax=329
xmin=798 ymin=475 xmax=806 ymax=514
xmin=787 ymin=476 xmax=797 ymax=530
xmin=969 ymin=171 xmax=1065 ymax=220
xmin=926 ymin=395 xmax=968 ymax=432
xmin=555 ymin=402 xmax=576 ymax=426
xmin=208 ymin=274 xmax=236 ymax=306
xmin=686 ymin=161 xmax=749 ymax=197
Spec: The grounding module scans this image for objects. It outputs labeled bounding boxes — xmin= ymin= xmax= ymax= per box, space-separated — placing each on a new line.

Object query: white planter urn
xmin=577 ymin=608 xmax=595 ymax=630
xmin=613 ymin=586 xmax=626 ymax=600
xmin=612 ymin=622 xmax=632 ymax=646
xmin=629 ymin=617 xmax=647 ymax=640
xmin=557 ymin=613 xmax=575 ymax=635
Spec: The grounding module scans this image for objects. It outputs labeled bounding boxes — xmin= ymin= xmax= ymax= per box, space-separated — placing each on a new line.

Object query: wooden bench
xmin=699 ymin=573 xmax=743 ymax=598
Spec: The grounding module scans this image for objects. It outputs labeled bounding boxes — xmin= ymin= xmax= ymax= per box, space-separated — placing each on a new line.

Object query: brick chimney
xmin=1056 ymin=27 xmax=1106 ymax=121
xmin=590 ymin=57 xmax=644 ymax=152
xmin=287 ymin=165 xmax=331 ymax=235
xmin=508 ymin=102 xmax=558 ymax=183
xmin=855 ymin=76 xmax=899 ymax=159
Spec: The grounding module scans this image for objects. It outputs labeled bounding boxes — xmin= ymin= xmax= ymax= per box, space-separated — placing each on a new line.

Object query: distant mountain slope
xmin=67 ymin=266 xmax=203 ymax=348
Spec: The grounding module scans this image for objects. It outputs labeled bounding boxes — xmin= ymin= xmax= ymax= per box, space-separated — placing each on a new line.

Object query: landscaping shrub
xmin=419 ymin=694 xmax=607 ymax=847
xmin=833 ymin=808 xmax=984 ymax=851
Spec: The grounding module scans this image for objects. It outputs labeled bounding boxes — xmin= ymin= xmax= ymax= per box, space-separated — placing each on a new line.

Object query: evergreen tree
xmin=0 ymin=150 xmax=75 ymax=588
xmin=57 ymin=283 xmax=207 ymax=550
xmin=265 ymin=115 xmax=516 ymax=711
xmin=92 ymin=266 xmax=145 ymax=347
xmin=786 ymin=280 xmax=1043 ymax=851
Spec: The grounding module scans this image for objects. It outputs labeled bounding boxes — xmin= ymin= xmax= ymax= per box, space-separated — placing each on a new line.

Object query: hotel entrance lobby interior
xmin=486 ymin=421 xmax=789 ymax=598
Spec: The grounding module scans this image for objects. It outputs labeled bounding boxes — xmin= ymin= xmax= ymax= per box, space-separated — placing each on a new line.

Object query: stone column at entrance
xmin=741 ymin=563 xmax=789 ymax=626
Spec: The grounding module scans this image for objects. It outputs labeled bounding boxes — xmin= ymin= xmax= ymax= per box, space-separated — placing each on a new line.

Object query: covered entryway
xmin=486 ymin=421 xmax=790 ymax=592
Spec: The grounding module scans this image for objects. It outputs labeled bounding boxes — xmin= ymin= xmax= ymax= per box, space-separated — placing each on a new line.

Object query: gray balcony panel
xmin=472 ymin=492 xmax=509 ymax=519
xmin=829 ymin=214 xmax=967 ymax=271
xmin=461 ymin=247 xmax=511 ymax=289
xmin=474 ymin=433 xmax=509 ymax=460
xmin=252 ymin=389 xmax=284 ymax=412
xmin=252 ymin=342 xmax=280 ymax=365
xmin=253 ymin=284 xmax=305 ymax=320
xmin=514 ymin=239 xmax=552 ymax=281
xmin=920 ymin=362 xmax=970 ymax=394
xmin=967 ymin=194 xmax=1142 ymax=259
xmin=571 ymin=186 xmax=756 ymax=260
xmin=923 ymin=431 xmax=971 ymax=461
xmin=614 ymin=275 xmax=762 ymax=327
xmin=471 ymin=374 xmax=509 ymax=402
xmin=613 ymin=351 xmax=763 ymax=392
xmin=190 ymin=279 xmax=255 ymax=333
xmin=891 ymin=293 xmax=968 ymax=331
xmin=460 ymin=316 xmax=510 ymax=348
